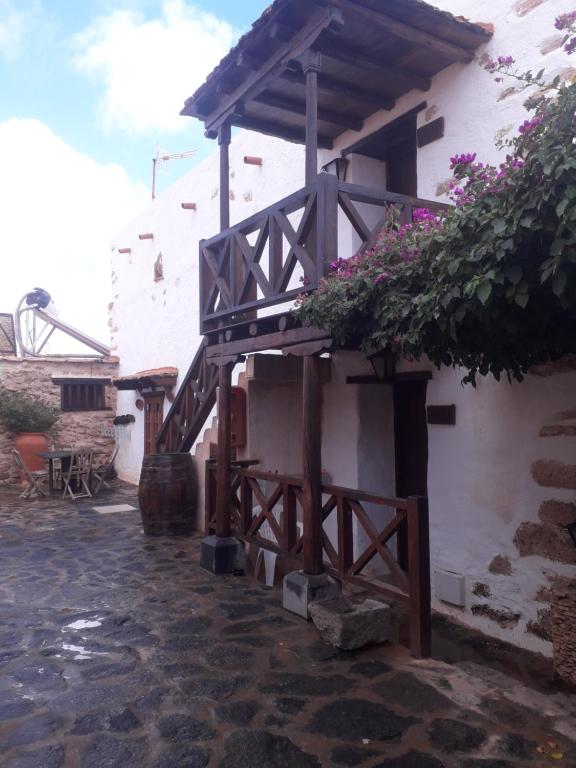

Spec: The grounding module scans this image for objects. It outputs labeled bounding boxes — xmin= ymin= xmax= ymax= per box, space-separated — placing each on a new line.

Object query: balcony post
xmin=303 ymin=50 xmax=321 ymax=187
xmin=282 ymin=353 xmax=338 ymax=618
xmin=302 ymin=353 xmax=323 ymax=575
xmin=219 ymin=122 xmax=231 ymax=231
xmin=200 ymin=358 xmax=238 ymax=574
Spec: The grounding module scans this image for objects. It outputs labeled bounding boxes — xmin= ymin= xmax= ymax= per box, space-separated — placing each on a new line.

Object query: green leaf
xmin=476 ymin=280 xmax=492 ymax=305
xmin=515 ymin=293 xmax=529 ymax=309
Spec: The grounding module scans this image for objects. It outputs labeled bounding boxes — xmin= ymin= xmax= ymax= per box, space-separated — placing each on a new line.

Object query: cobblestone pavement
xmin=0 ymin=483 xmax=575 ymax=768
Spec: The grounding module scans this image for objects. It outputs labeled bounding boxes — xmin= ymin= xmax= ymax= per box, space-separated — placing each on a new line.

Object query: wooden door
xmin=394 ymin=379 xmax=428 ymax=498
xmin=143 ymin=392 xmax=165 ymax=455
xmin=394 ymin=379 xmax=428 ymax=567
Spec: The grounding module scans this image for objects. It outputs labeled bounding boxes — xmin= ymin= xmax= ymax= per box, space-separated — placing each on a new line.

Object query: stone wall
xmin=0 ymin=356 xmax=118 ymax=484
xmin=552 ymin=582 xmax=576 ymax=685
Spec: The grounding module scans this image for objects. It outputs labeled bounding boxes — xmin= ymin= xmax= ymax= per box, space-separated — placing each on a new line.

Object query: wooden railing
xmin=155 ymin=341 xmax=219 ymax=453
xmin=200 ymin=173 xmax=447 ymax=333
xmin=205 ymin=462 xmax=431 ymax=657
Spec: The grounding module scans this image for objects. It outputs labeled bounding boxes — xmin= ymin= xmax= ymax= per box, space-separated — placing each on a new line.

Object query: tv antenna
xmin=151 ymin=146 xmax=197 ymax=200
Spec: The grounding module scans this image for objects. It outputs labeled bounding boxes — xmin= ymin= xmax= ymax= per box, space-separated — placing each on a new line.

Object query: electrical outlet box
xmin=435 ymin=569 xmax=466 ymax=606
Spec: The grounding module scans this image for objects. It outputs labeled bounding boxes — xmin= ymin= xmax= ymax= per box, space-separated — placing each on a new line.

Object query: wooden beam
xmin=219 ymin=123 xmax=231 ymax=231
xmin=331 ymin=0 xmax=475 ymax=63
xmin=282 ymin=68 xmax=395 ymax=111
xmin=215 ymin=362 xmax=234 ymax=538
xmin=302 ymin=355 xmax=323 ymax=575
xmin=316 ymin=38 xmax=431 ymax=92
xmin=303 ymin=50 xmax=321 ymax=187
xmin=407 ymin=495 xmax=431 ymax=658
xmin=229 ymin=114 xmax=333 ymax=149
xmin=206 ymin=326 xmax=332 ymax=360
xmin=254 ymin=91 xmax=363 ymax=131
xmin=201 ymin=5 xmax=345 ymax=134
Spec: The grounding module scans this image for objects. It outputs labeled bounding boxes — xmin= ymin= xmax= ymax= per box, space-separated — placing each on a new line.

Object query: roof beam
xmin=194 ymin=4 xmax=345 ymax=134
xmin=316 ymin=38 xmax=431 ymax=92
xmin=254 ymin=91 xmax=363 ymax=131
xmin=230 ymin=114 xmax=334 ymax=149
xmin=330 ymin=0 xmax=475 ymax=63
xmin=282 ymin=68 xmax=395 ymax=111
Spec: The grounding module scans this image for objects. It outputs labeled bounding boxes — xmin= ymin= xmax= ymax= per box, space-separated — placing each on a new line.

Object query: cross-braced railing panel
xmin=155 ymin=341 xmax=219 ymax=454
xmin=200 ymin=185 xmax=320 ymax=332
xmin=205 ymin=462 xmax=431 ymax=656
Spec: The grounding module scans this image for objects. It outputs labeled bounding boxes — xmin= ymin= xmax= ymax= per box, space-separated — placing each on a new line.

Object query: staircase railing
xmin=155 ymin=340 xmax=219 ymax=453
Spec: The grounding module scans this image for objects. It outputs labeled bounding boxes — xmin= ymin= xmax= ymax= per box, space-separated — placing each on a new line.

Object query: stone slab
xmin=308 ymin=596 xmax=391 ymax=650
xmin=92 ymin=504 xmax=137 ymax=514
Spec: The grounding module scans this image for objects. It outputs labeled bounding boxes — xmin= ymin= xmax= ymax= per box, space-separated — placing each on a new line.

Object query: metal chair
xmin=62 ymin=449 xmax=93 ymax=500
xmin=91 ymin=445 xmax=119 ymax=496
xmin=11 ymin=449 xmax=48 ymax=499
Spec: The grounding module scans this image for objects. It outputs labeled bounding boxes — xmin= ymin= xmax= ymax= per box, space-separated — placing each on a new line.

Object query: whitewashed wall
xmin=111 ymin=0 xmax=575 ymax=653
xmin=110 ymin=133 xmax=305 ymax=482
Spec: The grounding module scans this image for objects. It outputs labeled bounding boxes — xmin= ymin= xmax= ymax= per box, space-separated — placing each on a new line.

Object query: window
xmin=52 ymin=379 xmax=109 ymax=411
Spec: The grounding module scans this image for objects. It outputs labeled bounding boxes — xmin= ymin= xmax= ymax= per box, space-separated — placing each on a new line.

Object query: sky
xmin=0 ymin=0 xmax=269 ymax=350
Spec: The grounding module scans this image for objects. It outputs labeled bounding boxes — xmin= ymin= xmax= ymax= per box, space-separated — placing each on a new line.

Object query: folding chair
xmin=91 ymin=445 xmax=119 ymax=496
xmin=62 ymin=449 xmax=93 ymax=500
xmin=11 ymin=449 xmax=48 ymax=499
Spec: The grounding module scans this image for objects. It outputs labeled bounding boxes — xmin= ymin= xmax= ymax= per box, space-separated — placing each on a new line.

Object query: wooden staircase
xmin=155 ymin=341 xmax=219 ymax=454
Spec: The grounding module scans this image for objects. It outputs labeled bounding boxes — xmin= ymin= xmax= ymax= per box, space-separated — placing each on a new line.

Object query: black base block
xmin=200 ymin=535 xmax=238 ymax=574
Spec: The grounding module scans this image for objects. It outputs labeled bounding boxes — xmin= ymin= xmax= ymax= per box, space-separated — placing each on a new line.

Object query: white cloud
xmin=0 ymin=0 xmax=44 ymax=60
xmin=73 ymin=0 xmax=237 ymax=135
xmin=0 ymin=119 xmax=148 ymax=351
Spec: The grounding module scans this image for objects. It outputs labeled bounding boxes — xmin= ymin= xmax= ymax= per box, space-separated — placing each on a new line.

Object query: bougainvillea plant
xmin=297 ymin=13 xmax=576 ymax=384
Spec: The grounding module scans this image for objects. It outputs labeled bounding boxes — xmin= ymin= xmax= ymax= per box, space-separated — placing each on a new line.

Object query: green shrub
xmin=0 ymin=386 xmax=59 ymax=433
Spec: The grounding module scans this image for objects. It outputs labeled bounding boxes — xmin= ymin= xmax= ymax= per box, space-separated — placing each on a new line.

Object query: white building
xmin=110 ymin=0 xmax=576 ymax=664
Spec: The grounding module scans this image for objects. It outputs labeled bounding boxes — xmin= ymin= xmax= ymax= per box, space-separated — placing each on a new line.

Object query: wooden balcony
xmin=199 ymin=172 xmax=446 ymax=336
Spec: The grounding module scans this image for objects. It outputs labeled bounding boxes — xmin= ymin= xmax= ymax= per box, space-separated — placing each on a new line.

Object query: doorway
xmin=394 ymin=377 xmax=429 ymax=567
xmin=143 ymin=391 xmax=165 ymax=456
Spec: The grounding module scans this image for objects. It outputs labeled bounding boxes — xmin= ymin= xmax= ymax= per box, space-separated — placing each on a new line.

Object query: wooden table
xmin=35 ymin=450 xmax=74 ymax=494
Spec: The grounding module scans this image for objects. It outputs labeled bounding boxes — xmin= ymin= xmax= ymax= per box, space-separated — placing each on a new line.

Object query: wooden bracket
xmin=208 ymin=354 xmax=245 ymax=368
xmin=283 ymin=338 xmax=333 ymax=357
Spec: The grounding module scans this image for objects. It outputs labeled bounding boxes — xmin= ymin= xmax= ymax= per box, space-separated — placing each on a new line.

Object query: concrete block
xmin=282 ymin=570 xmax=339 ymax=619
xmin=200 ymin=535 xmax=239 ymax=574
xmin=308 ymin=596 xmax=391 ymax=650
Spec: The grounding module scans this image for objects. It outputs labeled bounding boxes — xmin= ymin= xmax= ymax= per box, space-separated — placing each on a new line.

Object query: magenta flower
xmin=518 ymin=116 xmax=543 ymax=134
xmin=497 ymin=55 xmax=515 ymax=67
xmin=450 ymin=153 xmax=477 ymax=169
xmin=555 ymin=11 xmax=576 ymax=30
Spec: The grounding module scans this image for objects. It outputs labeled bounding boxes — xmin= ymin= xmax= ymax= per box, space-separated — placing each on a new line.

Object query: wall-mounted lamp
xmin=322 ymin=156 xmax=349 ymax=182
xmin=368 ymin=350 xmax=396 ymax=381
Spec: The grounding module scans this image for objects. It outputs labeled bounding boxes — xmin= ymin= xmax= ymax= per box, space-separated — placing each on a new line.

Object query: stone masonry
xmin=0 ymin=355 xmax=118 ymax=484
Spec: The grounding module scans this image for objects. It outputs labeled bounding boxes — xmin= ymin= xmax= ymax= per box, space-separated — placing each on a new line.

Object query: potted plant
xmin=0 ymin=386 xmax=59 ymax=474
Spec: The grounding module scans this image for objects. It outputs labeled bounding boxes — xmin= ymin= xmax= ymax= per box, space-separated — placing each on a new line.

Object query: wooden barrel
xmin=138 ymin=453 xmax=196 ymax=536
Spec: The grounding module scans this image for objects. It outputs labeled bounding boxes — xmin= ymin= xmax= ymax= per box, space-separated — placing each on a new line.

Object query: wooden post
xmin=215 ymin=362 xmax=233 ymax=538
xmin=219 ymin=122 xmax=231 ymax=231
xmin=303 ymin=51 xmax=321 ymax=187
xmin=302 ymin=354 xmax=323 ymax=575
xmin=407 ymin=495 xmax=431 ymax=658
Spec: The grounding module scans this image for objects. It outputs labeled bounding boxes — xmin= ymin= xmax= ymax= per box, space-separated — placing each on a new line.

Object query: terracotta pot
xmin=14 ymin=433 xmax=49 ymax=479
